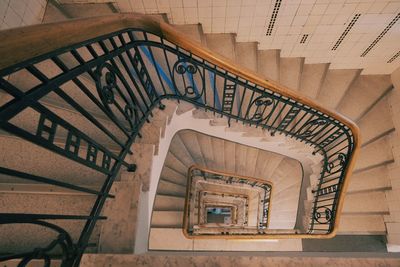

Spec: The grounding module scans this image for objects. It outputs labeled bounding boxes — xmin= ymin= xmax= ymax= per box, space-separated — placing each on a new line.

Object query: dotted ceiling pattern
xmin=100 ymin=0 xmax=400 ymax=74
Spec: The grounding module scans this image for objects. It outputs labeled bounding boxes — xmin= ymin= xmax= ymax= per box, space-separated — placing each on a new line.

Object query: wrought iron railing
xmin=0 ymin=14 xmax=359 ymax=266
xmin=185 ymin=166 xmax=272 ymax=237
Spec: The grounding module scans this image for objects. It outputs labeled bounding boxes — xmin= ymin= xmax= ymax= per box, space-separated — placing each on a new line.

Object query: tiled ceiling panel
xmin=55 ymin=0 xmax=400 ymax=74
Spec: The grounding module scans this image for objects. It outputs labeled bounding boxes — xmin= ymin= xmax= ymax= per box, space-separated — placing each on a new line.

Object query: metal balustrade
xmin=0 ymin=15 xmax=359 ymax=266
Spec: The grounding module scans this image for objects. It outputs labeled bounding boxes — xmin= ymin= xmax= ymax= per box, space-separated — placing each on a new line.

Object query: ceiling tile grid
xmin=114 ymin=0 xmax=400 ymax=74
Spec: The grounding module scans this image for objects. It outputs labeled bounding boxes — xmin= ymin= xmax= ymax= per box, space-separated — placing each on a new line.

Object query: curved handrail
xmin=0 ymin=13 xmax=360 ymax=265
xmin=0 ymin=14 xmax=362 ymax=129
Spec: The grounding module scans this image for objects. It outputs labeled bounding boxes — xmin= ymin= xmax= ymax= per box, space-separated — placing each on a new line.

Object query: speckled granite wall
xmin=81 ymin=254 xmax=400 ymax=267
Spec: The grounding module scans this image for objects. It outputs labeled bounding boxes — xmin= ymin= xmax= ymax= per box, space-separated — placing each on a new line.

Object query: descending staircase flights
xmin=0 ymin=13 xmax=370 ymax=266
xmin=184 ymin=165 xmax=273 ymax=237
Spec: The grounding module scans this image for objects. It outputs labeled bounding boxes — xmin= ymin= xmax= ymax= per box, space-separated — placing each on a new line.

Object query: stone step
xmin=354 ymin=136 xmax=393 ymax=172
xmin=347 ymin=166 xmax=391 ymax=193
xmin=169 ymin=133 xmax=195 ymax=167
xmin=317 ymin=69 xmax=360 ymax=110
xmin=195 ymin=132 xmax=215 ymax=170
xmin=98 ymin=178 xmax=140 ymax=253
xmin=151 ymin=211 xmax=183 ymax=228
xmin=80 ymin=253 xmax=400 ymax=266
xmin=176 ymin=101 xmax=195 ymax=115
xmin=158 ymin=179 xmax=186 ymax=197
xmin=235 ymin=42 xmax=258 ymax=113
xmin=5 ymin=101 xmax=125 ymax=151
xmin=257 ymin=49 xmax=280 ymax=82
xmin=173 ymin=24 xmax=207 ymax=46
xmin=164 ymin=151 xmax=189 ymax=176
xmin=153 ymin=195 xmax=185 ymax=211
xmin=338 ymin=215 xmax=386 ymax=234
xmin=204 ymin=33 xmax=236 ymax=62
xmin=337 ymin=74 xmax=393 ymax=121
xmin=236 ymin=42 xmax=258 ymax=73
xmin=137 ymin=123 xmax=162 ymax=155
xmin=148 ymin=228 xmax=302 ymax=251
xmin=59 ymin=2 xmax=116 ymax=18
xmin=279 ymin=57 xmax=304 ymax=92
xmin=299 ymin=63 xmax=329 ymax=100
xmin=210 ymin=136 xmax=225 ymax=173
xmin=160 ymin=166 xmax=187 ymax=186
xmin=0 ymin=135 xmax=110 ymax=187
xmin=0 ymin=192 xmax=100 ymax=254
xmin=178 ymin=130 xmax=207 ymax=167
xmin=253 ymin=151 xmax=284 ymax=179
xmin=357 ymin=96 xmax=394 ymax=145
xmin=343 ymin=191 xmax=389 ymax=214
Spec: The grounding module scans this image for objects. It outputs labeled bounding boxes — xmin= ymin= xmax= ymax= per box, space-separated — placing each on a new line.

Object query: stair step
xmin=173 ymin=24 xmax=207 ymax=46
xmin=236 ymin=42 xmax=258 ymax=72
xmin=354 ymin=136 xmax=393 ymax=172
xmin=81 ymin=253 xmax=400 ymax=266
xmin=204 ymin=33 xmax=236 ymax=62
xmin=338 ymin=215 xmax=386 ymax=234
xmin=299 ymin=63 xmax=329 ymax=100
xmin=4 ymin=95 xmax=125 ymax=151
xmin=348 ymin=166 xmax=391 ymax=193
xmin=178 ymin=130 xmax=207 ymax=167
xmin=257 ymin=49 xmax=280 ymax=82
xmin=337 ymin=74 xmax=393 ymax=121
xmin=59 ymin=3 xmax=115 ymax=19
xmin=176 ymin=101 xmax=195 ymax=115
xmin=357 ymin=96 xmax=394 ymax=145
xmin=0 ymin=183 xmax=99 ymax=196
xmin=0 ymin=135 xmax=108 ymax=186
xmin=149 ymin=228 xmax=302 ymax=251
xmin=151 ymin=211 xmax=183 ymax=228
xmin=158 ymin=179 xmax=186 ymax=197
xmin=196 ymin=132 xmax=215 ymax=169
xmin=210 ymin=136 xmax=225 ymax=173
xmin=192 ymin=109 xmax=215 ymax=119
xmin=317 ymin=69 xmax=360 ymax=110
xmin=279 ymin=57 xmax=303 ymax=91
xmin=164 ymin=151 xmax=189 ymax=176
xmin=160 ymin=166 xmax=187 ymax=186
xmin=137 ymin=123 xmax=162 ymax=155
xmin=154 ymin=195 xmax=185 ymax=211
xmin=0 ymin=193 xmax=100 ymax=254
xmin=99 ymin=179 xmax=140 ymax=253
xmin=253 ymin=150 xmax=284 ymax=179
xmin=149 ymin=228 xmax=192 ymax=250
xmin=343 ymin=191 xmax=389 ymax=214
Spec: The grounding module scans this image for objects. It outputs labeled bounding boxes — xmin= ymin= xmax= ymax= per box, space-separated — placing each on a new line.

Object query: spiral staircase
xmin=0 ymin=1 xmax=400 ymax=266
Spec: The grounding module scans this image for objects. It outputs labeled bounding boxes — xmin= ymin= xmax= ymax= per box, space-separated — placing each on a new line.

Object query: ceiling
xmin=112 ymin=0 xmax=400 ymax=75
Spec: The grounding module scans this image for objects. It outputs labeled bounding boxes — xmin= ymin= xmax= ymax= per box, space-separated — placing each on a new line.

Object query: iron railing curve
xmin=0 ymin=14 xmax=360 ymax=266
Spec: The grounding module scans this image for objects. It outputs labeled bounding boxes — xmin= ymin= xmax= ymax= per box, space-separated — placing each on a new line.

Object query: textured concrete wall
xmin=80 ymin=254 xmax=400 ymax=267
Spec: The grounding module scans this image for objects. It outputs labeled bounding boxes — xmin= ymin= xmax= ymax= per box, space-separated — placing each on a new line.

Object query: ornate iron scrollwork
xmin=314 ymin=206 xmax=333 ymax=224
xmin=326 ymin=152 xmax=346 ymax=174
xmin=172 ymin=59 xmax=204 ymax=100
xmin=95 ymin=62 xmax=139 ymax=132
xmin=246 ymin=96 xmax=275 ymax=123
xmin=297 ymin=118 xmax=328 ymax=138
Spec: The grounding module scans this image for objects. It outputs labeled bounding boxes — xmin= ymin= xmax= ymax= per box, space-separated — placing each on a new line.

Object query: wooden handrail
xmin=0 ymin=14 xmax=360 ymax=238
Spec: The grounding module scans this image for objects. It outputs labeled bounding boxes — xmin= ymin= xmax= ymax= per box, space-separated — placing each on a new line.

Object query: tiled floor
xmin=0 ymin=0 xmax=47 ymax=30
